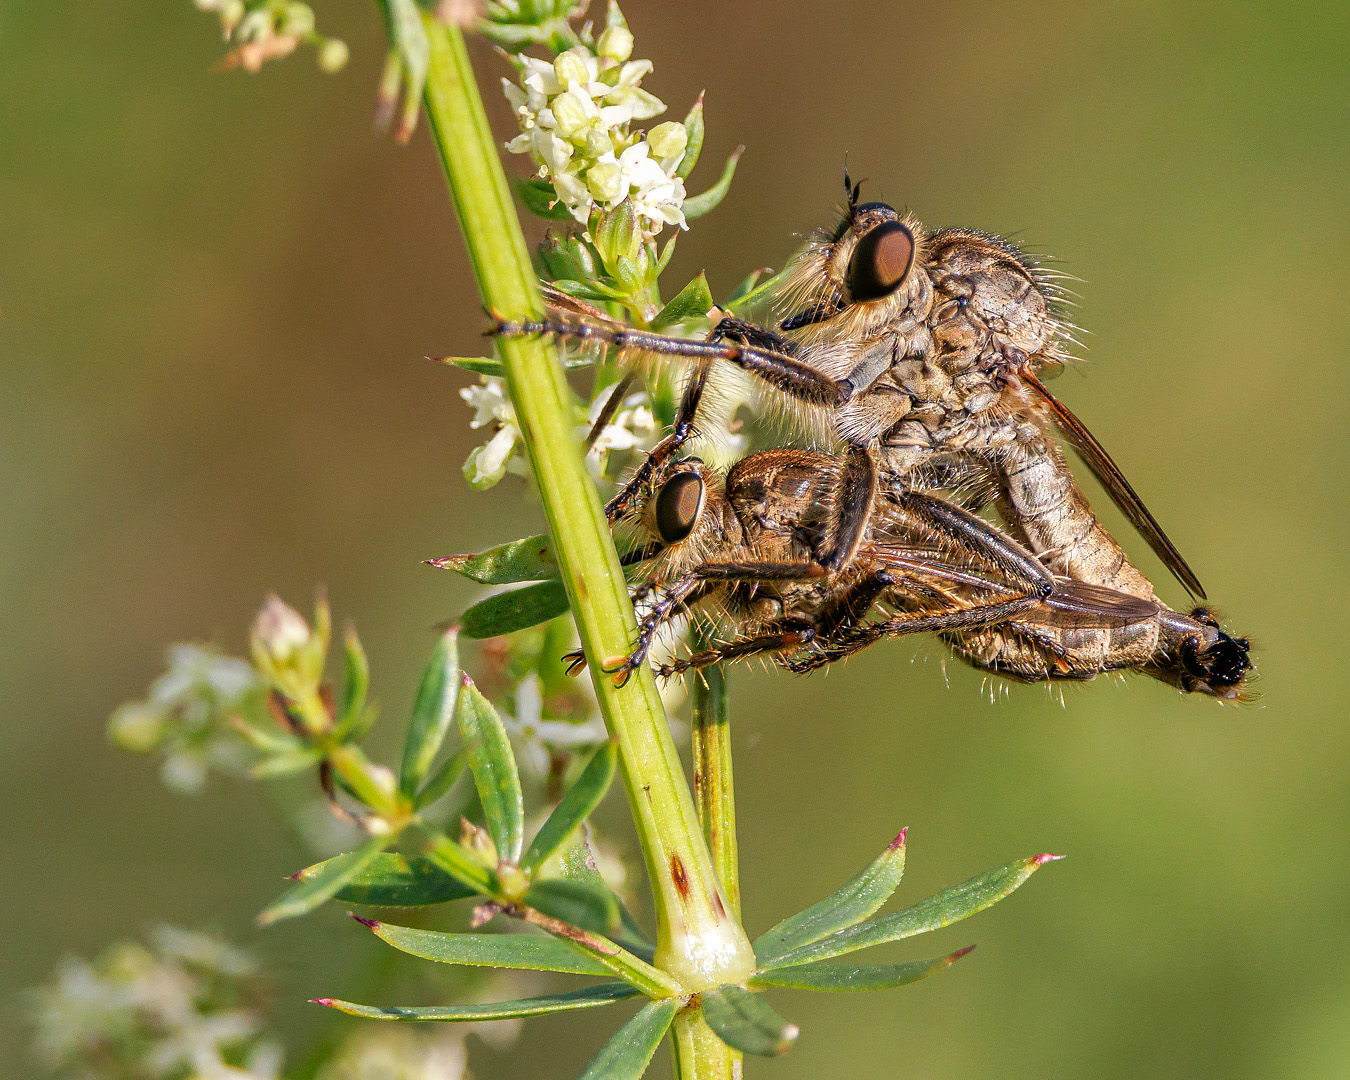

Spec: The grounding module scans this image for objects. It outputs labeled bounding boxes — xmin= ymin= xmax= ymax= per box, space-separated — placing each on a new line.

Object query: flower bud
xmin=281 ymin=2 xmax=315 ymax=36
xmin=647 ymin=121 xmax=687 ymax=162
xmin=587 ymin=161 xmax=627 ymax=204
xmin=552 ymin=50 xmax=591 ymax=89
xmin=597 ymin=25 xmax=634 ymax=62
xmin=318 ymin=38 xmax=349 ymax=73
xmin=107 ymin=701 xmax=166 ymax=753
xmin=253 ymin=595 xmax=311 ymax=666
xmin=582 ymin=126 xmax=614 ymax=159
xmin=551 ymin=88 xmax=592 ymax=139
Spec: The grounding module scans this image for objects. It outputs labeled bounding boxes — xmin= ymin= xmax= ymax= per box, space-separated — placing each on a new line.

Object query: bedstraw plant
xmin=74 ymin=4 xmax=1062 ymax=1079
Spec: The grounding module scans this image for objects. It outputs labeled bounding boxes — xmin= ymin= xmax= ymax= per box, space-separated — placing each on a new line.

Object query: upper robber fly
xmin=494 ymin=173 xmax=1207 ymax=606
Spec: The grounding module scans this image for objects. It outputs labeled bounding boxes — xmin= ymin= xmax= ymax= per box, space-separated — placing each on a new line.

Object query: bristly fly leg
xmin=653 ymin=618 xmax=820 ymax=678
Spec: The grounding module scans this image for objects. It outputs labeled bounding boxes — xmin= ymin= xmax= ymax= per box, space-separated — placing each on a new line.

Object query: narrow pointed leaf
xmin=522 ymin=742 xmax=619 ymax=871
xmin=295 ymin=852 xmax=475 ymax=907
xmin=314 ymin=981 xmax=641 ymax=1022
xmin=751 ymin=947 xmax=974 ymax=991
xmin=548 ymin=278 xmax=628 ymax=303
xmin=360 ymin=922 xmax=614 ymax=976
xmin=259 ymin=835 xmax=388 ymax=926
xmin=578 ymin=998 xmax=680 ymax=1080
xmin=415 ymin=747 xmax=468 ymax=809
xmin=524 ymin=877 xmax=621 ymax=936
xmin=675 ymin=95 xmax=704 ymax=180
xmin=399 ymin=629 xmax=461 ymax=796
xmin=429 ymin=534 xmax=559 ymax=584
xmin=700 ymin=985 xmax=798 ymax=1057
xmin=456 ymin=677 xmax=524 ymax=862
xmin=459 ymin=580 xmax=571 ymax=638
xmin=649 ymin=273 xmax=714 ymax=331
xmin=336 ymin=627 xmax=370 ymax=732
xmin=682 ymin=148 xmax=742 ymax=221
xmin=515 ymin=177 xmax=579 ymax=221
xmin=753 ymin=829 xmax=907 ymax=966
xmin=766 ymin=854 xmax=1060 ymax=968
xmin=249 ymin=747 xmax=324 ymax=779
xmin=435 ymin=353 xmax=596 ymax=378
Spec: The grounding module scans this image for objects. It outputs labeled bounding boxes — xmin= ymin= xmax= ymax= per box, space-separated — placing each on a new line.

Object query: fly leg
xmin=652 ymin=617 xmax=820 ymax=678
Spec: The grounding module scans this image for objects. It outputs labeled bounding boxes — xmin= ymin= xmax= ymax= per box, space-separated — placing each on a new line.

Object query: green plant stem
xmin=416 ymin=16 xmax=752 ymax=992
xmin=691 ymin=659 xmax=739 ymax=918
xmin=670 ymin=1011 xmax=740 ymax=1080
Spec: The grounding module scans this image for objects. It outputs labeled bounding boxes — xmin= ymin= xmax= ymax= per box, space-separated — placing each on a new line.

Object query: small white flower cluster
xmin=193 ymin=0 xmax=349 ymax=73
xmin=107 ymin=644 xmax=260 ymax=794
xmin=460 ymin=377 xmax=664 ymax=490
xmin=502 ymin=673 xmax=610 ymax=777
xmin=30 ymin=927 xmax=281 ymax=1080
xmin=502 ymin=12 xmax=689 ymax=237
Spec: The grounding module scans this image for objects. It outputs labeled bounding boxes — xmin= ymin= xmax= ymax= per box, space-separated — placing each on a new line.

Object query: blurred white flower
xmin=502 ymin=674 xmax=609 ymax=777
xmin=460 ymin=377 xmax=530 ymax=489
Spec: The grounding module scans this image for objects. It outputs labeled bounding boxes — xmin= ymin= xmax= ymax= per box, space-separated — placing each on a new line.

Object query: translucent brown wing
xmin=1020 ymin=369 xmax=1207 ymax=599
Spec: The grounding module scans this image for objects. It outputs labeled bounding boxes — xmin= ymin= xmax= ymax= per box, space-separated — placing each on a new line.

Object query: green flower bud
xmin=553 ymin=50 xmax=591 ymax=89
xmin=107 ymin=701 xmax=166 ymax=753
xmin=551 ymin=90 xmax=592 ymax=139
xmin=282 ymin=2 xmax=315 ymax=36
xmin=583 ymin=126 xmax=614 ymax=159
xmin=647 ymin=121 xmax=688 ymax=161
xmin=587 ymin=161 xmax=627 ymax=204
xmin=318 ymin=38 xmax=349 ymax=73
xmin=597 ymin=25 xmax=634 ymax=62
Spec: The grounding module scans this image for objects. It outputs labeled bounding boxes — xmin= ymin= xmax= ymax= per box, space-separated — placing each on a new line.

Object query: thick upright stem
xmin=416 ymin=17 xmax=752 ymax=992
xmin=691 ymin=659 xmax=740 ymax=917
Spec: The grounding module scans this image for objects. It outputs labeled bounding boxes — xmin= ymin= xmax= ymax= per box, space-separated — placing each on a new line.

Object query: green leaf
xmin=435 ymin=353 xmax=596 ymax=378
xmin=653 ymin=234 xmax=678 ymax=280
xmin=524 ymin=877 xmax=621 ymax=936
xmin=429 ymin=533 xmax=559 ymax=585
xmin=549 ymin=278 xmax=628 ymax=303
xmin=399 ymin=629 xmax=461 ymax=797
xmin=578 ymin=997 xmax=680 ymax=1080
xmin=766 ymin=854 xmax=1061 ymax=967
xmin=248 ymin=746 xmax=324 ymax=779
xmin=675 ymin=94 xmax=705 ymax=180
xmin=361 ymin=922 xmax=614 ymax=976
xmin=682 ymin=148 xmax=742 ymax=222
xmin=725 ymin=265 xmax=791 ymax=316
xmin=700 ymin=985 xmax=798 ymax=1057
xmin=522 ymin=742 xmax=619 ymax=871
xmin=456 ymin=677 xmax=524 ymax=862
xmin=750 ymin=947 xmax=974 ymax=991
xmin=649 ymin=273 xmax=715 ymax=332
xmin=296 ymin=852 xmax=475 ymax=907
xmin=753 ymin=828 xmax=907 ymax=967
xmin=336 ymin=626 xmax=370 ymax=732
xmin=723 ymin=268 xmax=767 ymax=308
xmin=314 ymin=981 xmax=642 ymax=1021
xmin=459 ymin=581 xmax=571 ymax=638
xmin=415 ymin=747 xmax=468 ymax=810
xmin=515 ymin=177 xmax=577 ymax=221
xmin=258 ymin=836 xmax=389 ymax=927
xmin=594 ymin=200 xmax=641 ymax=275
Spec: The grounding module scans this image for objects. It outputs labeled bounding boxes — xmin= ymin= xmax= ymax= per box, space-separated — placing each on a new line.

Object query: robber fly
xmin=593 ymin=447 xmax=1250 ymax=699
xmin=494 ymin=174 xmax=1208 ymax=608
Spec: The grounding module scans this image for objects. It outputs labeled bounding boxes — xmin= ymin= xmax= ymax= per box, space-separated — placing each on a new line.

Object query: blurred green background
xmin=3 ymin=0 xmax=1348 ymax=1077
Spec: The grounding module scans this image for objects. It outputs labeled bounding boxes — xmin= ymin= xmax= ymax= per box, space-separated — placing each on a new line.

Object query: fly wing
xmin=1020 ymin=368 xmax=1207 ymax=599
xmin=1036 ymin=579 xmax=1161 ymax=629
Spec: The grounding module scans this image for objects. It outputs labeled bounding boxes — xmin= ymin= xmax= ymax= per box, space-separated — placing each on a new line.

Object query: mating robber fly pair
xmin=492 ymin=174 xmax=1253 ymax=699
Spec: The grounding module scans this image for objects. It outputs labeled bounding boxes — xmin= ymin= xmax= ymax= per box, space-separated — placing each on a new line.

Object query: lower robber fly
xmin=587 ymin=447 xmax=1250 ymax=699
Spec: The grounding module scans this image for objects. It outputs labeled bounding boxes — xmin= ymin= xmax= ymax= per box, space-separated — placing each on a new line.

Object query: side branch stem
xmin=415 ymin=16 xmax=752 ymax=991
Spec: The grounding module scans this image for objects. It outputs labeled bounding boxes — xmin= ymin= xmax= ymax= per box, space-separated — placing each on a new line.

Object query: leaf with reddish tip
xmin=649 ymin=273 xmax=714 ymax=331
xmin=313 ymin=981 xmax=641 ymax=1021
xmin=524 ymin=877 xmax=621 ymax=937
xmin=577 ymin=997 xmax=680 ymax=1080
xmin=399 ymin=628 xmax=460 ymax=797
xmin=752 ymin=828 xmax=907 ymax=967
xmin=764 ymin=854 xmax=1060 ymax=968
xmin=700 ymin=985 xmax=798 ymax=1057
xmin=294 ymin=852 xmax=475 ymax=907
xmin=258 ymin=835 xmax=389 ymax=927
xmin=521 ymin=742 xmax=618 ymax=872
xmin=434 ymin=353 xmax=596 ymax=378
xmin=359 ymin=922 xmax=614 ymax=976
xmin=459 ymin=581 xmax=571 ymax=639
xmin=456 ymin=677 xmax=524 ymax=863
xmin=428 ymin=534 xmax=559 ymax=585
xmin=750 ymin=947 xmax=974 ymax=991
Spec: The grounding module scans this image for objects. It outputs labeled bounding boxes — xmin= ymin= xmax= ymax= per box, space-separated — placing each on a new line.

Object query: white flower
xmin=502 ymin=674 xmax=609 ymax=777
xmin=460 ymin=378 xmax=527 ymax=488
xmin=150 ymin=644 xmax=257 ymax=710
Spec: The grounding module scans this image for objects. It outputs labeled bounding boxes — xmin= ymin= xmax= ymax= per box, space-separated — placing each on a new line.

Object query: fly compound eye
xmin=846 ymin=221 xmax=915 ymax=302
xmin=654 ymin=472 xmax=705 ymax=545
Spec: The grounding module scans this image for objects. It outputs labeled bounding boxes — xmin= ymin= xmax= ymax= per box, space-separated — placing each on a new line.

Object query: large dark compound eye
xmin=846 ymin=221 xmax=915 ymax=301
xmin=654 ymin=472 xmax=705 ymax=545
